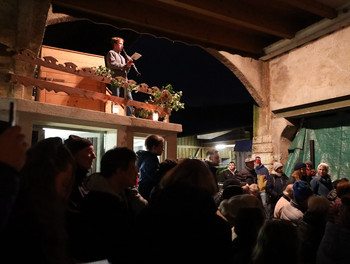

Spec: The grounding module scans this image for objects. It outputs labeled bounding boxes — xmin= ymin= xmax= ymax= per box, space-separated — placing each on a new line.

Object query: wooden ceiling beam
xmin=146 ymin=0 xmax=296 ymax=38
xmin=276 ymin=0 xmax=337 ymax=19
xmin=52 ymin=0 xmax=268 ymax=56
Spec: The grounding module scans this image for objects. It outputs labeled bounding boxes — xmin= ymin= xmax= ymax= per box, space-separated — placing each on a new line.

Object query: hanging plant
xmin=148 ymin=84 xmax=184 ymax=112
xmin=134 ymin=108 xmax=153 ymax=119
xmin=92 ymin=66 xmax=138 ymax=92
xmin=92 ymin=66 xmax=184 ymax=117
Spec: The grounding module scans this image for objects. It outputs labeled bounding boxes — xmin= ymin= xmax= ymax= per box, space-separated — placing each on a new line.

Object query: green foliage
xmin=134 ymin=108 xmax=153 ymax=118
xmin=92 ymin=66 xmax=184 ymax=112
xmin=148 ymin=84 xmax=185 ymax=112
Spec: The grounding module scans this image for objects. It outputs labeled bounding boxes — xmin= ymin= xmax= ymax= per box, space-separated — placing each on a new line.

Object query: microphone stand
xmin=122 ymin=49 xmax=141 ymax=76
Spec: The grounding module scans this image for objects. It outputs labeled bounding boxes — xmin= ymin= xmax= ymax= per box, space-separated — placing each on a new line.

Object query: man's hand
xmin=126 ymin=59 xmax=134 ymax=68
xmin=0 ymin=126 xmax=27 ymax=171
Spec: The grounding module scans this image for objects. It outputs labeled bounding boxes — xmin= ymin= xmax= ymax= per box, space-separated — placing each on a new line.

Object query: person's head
xmin=242 ymin=185 xmax=250 ymax=194
xmin=155 ymin=159 xmax=178 ymax=181
xmin=206 ymin=148 xmax=220 ymax=166
xmin=336 ymin=181 xmax=350 ymax=197
xmin=307 ymin=196 xmax=329 ymax=217
xmin=220 ymin=194 xmax=264 ymax=226
xmin=317 ymin=162 xmax=329 ymax=177
xmin=255 ymin=156 xmax=262 ymax=166
xmin=293 ymin=180 xmax=313 ymax=209
xmin=291 ymin=170 xmax=302 ymax=181
xmin=245 ymin=157 xmax=255 ymax=169
xmin=223 ymin=178 xmax=241 ymax=189
xmin=222 ymin=185 xmax=243 ymax=200
xmin=21 ymin=137 xmax=75 ymax=201
xmin=145 ymin=134 xmax=164 ymax=156
xmin=228 ymin=161 xmax=236 ymax=171
xmin=333 ymin=177 xmax=349 ymax=189
xmin=64 ymin=135 xmax=96 ymax=170
xmin=249 ymin=183 xmax=260 ymax=197
xmin=160 ymin=158 xmax=217 ymax=196
xmin=283 ymin=184 xmax=294 ymax=199
xmin=111 ymin=37 xmax=124 ymax=52
xmin=273 ymin=162 xmax=283 ymax=173
xmin=305 ymin=160 xmax=313 ymax=170
xmin=294 ymin=162 xmax=306 ymax=176
xmin=340 ymin=194 xmax=350 ymax=229
xmin=252 ymin=219 xmax=298 ymax=264
xmin=100 ymin=147 xmax=138 ymax=190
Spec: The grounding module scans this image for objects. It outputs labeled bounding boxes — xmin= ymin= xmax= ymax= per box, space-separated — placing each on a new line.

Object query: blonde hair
xmin=317 ymin=163 xmax=329 ymax=173
xmin=160 ymin=158 xmax=217 ymax=196
xmin=111 ymin=37 xmax=124 ymax=46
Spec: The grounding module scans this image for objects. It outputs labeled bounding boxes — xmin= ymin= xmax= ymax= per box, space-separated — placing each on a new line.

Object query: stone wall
xmin=0 ymin=0 xmax=50 ymax=99
xmin=270 ymin=26 xmax=350 ymax=111
xmin=214 ymin=25 xmax=350 ymax=168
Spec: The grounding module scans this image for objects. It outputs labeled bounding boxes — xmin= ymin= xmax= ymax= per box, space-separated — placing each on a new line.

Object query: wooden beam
xmin=150 ymin=0 xmax=296 ymax=38
xmin=52 ymin=0 xmax=268 ymax=56
xmin=10 ymin=74 xmax=169 ymax=115
xmin=276 ymin=0 xmax=337 ymax=19
xmin=272 ymin=95 xmax=350 ymax=118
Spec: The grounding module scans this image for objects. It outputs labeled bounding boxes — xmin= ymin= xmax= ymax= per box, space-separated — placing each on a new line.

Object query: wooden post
xmin=310 ymin=140 xmax=315 ymax=168
xmin=165 ymin=133 xmax=177 ymax=160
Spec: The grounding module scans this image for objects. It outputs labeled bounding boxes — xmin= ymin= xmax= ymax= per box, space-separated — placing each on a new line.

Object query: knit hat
xmin=293 ymin=181 xmax=313 ymax=204
xmin=255 ymin=156 xmax=261 ymax=164
xmin=294 ymin=162 xmax=306 ymax=171
xmin=273 ymin=162 xmax=283 ymax=171
xmin=64 ymin=135 xmax=92 ymax=155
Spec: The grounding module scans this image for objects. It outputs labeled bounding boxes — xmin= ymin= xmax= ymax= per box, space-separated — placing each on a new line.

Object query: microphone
xmin=122 ymin=49 xmax=141 ymax=76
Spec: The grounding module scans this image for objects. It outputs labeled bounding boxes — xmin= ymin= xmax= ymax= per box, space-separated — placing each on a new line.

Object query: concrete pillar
xmin=16 ymin=111 xmax=33 ymax=147
xmin=271 ymin=117 xmax=299 ymax=165
xmin=117 ymin=127 xmax=134 ymax=149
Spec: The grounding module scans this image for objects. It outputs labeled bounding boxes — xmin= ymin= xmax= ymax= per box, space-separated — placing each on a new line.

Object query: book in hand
xmin=131 ymin=52 xmax=142 ymax=61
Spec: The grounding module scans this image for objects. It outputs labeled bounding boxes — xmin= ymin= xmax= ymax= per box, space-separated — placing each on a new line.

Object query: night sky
xmin=43 ymin=20 xmax=254 ymax=136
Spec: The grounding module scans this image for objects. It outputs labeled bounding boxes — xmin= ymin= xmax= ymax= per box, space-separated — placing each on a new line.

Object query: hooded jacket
xmin=136 ymin=150 xmax=160 ymax=201
xmin=266 ymin=170 xmax=289 ymax=203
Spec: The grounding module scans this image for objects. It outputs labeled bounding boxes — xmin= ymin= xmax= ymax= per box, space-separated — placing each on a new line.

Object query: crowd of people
xmin=1 ymin=127 xmax=350 ymax=264
xmin=218 ymin=155 xmax=350 ymax=264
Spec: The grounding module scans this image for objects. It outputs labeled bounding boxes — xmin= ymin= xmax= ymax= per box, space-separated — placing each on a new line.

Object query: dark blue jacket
xmin=136 ymin=150 xmax=160 ymax=201
xmin=266 ymin=172 xmax=289 ymax=203
xmin=310 ymin=174 xmax=333 ymax=197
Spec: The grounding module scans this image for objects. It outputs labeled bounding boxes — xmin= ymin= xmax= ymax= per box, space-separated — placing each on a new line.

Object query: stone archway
xmin=207 ymin=49 xmax=280 ymax=168
xmin=206 ymin=49 xmax=268 ymax=107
